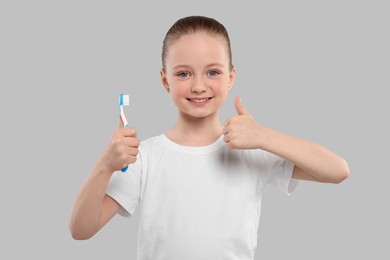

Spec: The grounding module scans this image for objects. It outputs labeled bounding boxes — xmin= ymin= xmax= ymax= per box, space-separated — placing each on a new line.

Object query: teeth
xmin=191 ymin=98 xmax=208 ymax=103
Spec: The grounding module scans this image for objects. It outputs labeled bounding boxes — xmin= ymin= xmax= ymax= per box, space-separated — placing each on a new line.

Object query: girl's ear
xmin=160 ymin=69 xmax=170 ymax=93
xmin=228 ymin=67 xmax=236 ymax=90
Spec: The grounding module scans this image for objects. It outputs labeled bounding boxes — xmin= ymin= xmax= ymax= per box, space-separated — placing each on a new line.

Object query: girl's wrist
xmin=94 ymin=159 xmax=115 ymax=179
xmin=255 ymin=126 xmax=274 ymax=151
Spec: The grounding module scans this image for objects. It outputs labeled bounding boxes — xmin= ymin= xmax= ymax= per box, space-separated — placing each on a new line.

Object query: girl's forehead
xmin=173 ymin=32 xmax=224 ymax=47
xmin=166 ymin=33 xmax=229 ymax=67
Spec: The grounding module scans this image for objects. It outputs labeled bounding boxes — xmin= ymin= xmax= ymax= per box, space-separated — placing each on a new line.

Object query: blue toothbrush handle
xmin=121 ymin=165 xmax=129 ymax=172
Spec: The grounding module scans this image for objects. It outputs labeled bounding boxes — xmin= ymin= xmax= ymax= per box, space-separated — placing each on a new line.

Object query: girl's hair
xmin=162 ymin=15 xmax=233 ymax=73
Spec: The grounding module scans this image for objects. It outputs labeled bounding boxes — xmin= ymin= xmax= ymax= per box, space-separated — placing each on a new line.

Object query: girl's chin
xmin=180 ymin=110 xmax=218 ymax=119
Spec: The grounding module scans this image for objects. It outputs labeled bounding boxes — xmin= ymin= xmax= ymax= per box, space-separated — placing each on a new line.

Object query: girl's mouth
xmin=186 ymin=97 xmax=213 ymax=105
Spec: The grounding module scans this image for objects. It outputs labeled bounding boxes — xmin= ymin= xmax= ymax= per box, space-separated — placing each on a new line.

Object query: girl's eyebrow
xmin=172 ymin=63 xmax=225 ymax=70
xmin=172 ymin=64 xmax=192 ymax=70
xmin=205 ymin=63 xmax=225 ymax=68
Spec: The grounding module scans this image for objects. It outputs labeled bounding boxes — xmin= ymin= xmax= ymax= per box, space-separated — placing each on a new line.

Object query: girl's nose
xmin=191 ymin=78 xmax=207 ymax=93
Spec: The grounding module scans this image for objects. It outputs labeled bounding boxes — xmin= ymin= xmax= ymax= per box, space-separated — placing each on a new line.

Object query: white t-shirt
xmin=106 ymin=134 xmax=298 ymax=260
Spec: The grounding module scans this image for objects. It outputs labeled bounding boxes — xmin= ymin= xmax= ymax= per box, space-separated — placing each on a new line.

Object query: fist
xmin=99 ymin=120 xmax=140 ymax=173
xmin=222 ymin=96 xmax=264 ymax=150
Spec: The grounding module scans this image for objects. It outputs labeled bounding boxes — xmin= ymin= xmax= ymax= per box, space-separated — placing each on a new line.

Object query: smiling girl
xmin=70 ymin=16 xmax=349 ymax=260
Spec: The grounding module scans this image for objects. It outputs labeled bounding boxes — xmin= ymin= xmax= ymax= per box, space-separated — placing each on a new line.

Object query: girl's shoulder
xmin=139 ymin=135 xmax=162 ymax=148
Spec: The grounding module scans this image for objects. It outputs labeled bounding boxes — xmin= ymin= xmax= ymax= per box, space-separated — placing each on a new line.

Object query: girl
xmin=70 ymin=16 xmax=349 ymax=260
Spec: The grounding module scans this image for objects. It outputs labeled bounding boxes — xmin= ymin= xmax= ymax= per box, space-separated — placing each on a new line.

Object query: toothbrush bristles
xmin=122 ymin=94 xmax=130 ymax=106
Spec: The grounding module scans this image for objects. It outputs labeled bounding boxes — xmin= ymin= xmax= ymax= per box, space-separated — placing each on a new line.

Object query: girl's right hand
xmin=97 ymin=119 xmax=140 ymax=173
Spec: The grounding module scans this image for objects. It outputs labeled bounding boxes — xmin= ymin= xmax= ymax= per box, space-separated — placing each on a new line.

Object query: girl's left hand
xmin=222 ymin=96 xmax=266 ymax=150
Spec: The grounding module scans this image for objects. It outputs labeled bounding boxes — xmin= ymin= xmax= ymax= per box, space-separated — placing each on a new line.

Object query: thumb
xmin=235 ymin=96 xmax=251 ymax=116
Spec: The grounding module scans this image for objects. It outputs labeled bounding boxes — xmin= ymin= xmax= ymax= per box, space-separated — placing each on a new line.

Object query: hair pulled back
xmin=162 ymin=16 xmax=233 ymax=72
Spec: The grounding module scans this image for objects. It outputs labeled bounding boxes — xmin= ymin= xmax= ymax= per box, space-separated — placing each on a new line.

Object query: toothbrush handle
xmin=120 ymin=108 xmax=129 ymax=172
xmin=121 ymin=124 xmax=129 ymax=172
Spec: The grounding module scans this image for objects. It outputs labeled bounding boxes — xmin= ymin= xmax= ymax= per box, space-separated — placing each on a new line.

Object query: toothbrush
xmin=119 ymin=93 xmax=130 ymax=172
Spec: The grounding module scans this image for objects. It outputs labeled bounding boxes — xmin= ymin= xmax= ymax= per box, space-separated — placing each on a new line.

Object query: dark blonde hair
xmin=161 ymin=16 xmax=233 ymax=73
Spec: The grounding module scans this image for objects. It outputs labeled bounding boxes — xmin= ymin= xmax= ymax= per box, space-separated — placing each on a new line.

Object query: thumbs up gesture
xmin=222 ymin=96 xmax=265 ymax=150
xmin=97 ymin=117 xmax=140 ymax=173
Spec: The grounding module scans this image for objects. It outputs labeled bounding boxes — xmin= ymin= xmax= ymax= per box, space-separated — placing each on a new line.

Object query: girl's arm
xmin=70 ymin=126 xmax=139 ymax=239
xmin=69 ymin=165 xmax=122 ymax=240
xmin=222 ymin=97 xmax=349 ymax=183
xmin=255 ymin=127 xmax=349 ymax=183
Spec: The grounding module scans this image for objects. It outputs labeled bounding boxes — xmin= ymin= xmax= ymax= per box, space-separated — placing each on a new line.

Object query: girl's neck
xmin=165 ymin=112 xmax=223 ymax=147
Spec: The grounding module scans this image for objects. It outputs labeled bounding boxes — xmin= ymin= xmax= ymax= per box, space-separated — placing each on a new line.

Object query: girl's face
xmin=160 ymin=32 xmax=235 ymax=120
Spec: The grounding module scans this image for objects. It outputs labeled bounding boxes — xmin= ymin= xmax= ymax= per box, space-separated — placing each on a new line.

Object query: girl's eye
xmin=177 ymin=72 xmax=190 ymax=78
xmin=208 ymin=70 xmax=219 ymax=77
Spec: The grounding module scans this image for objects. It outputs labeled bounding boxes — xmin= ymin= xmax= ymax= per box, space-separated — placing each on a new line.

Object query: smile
xmin=186 ymin=97 xmax=213 ymax=105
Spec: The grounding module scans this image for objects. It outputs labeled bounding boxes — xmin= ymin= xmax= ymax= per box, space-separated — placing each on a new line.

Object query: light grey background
xmin=1 ymin=0 xmax=388 ymax=259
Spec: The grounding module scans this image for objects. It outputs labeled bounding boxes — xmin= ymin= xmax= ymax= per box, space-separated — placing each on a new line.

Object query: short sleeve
xmin=106 ymin=152 xmax=142 ymax=217
xmin=262 ymin=151 xmax=298 ymax=196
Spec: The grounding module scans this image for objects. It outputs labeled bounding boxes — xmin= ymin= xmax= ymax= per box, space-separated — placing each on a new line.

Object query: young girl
xmin=70 ymin=16 xmax=349 ymax=259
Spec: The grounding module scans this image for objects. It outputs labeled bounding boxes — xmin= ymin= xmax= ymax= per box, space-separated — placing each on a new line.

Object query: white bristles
xmin=122 ymin=94 xmax=130 ymax=106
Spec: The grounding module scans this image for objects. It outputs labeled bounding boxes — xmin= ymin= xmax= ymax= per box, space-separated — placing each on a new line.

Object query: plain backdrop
xmin=1 ymin=0 xmax=389 ymax=259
